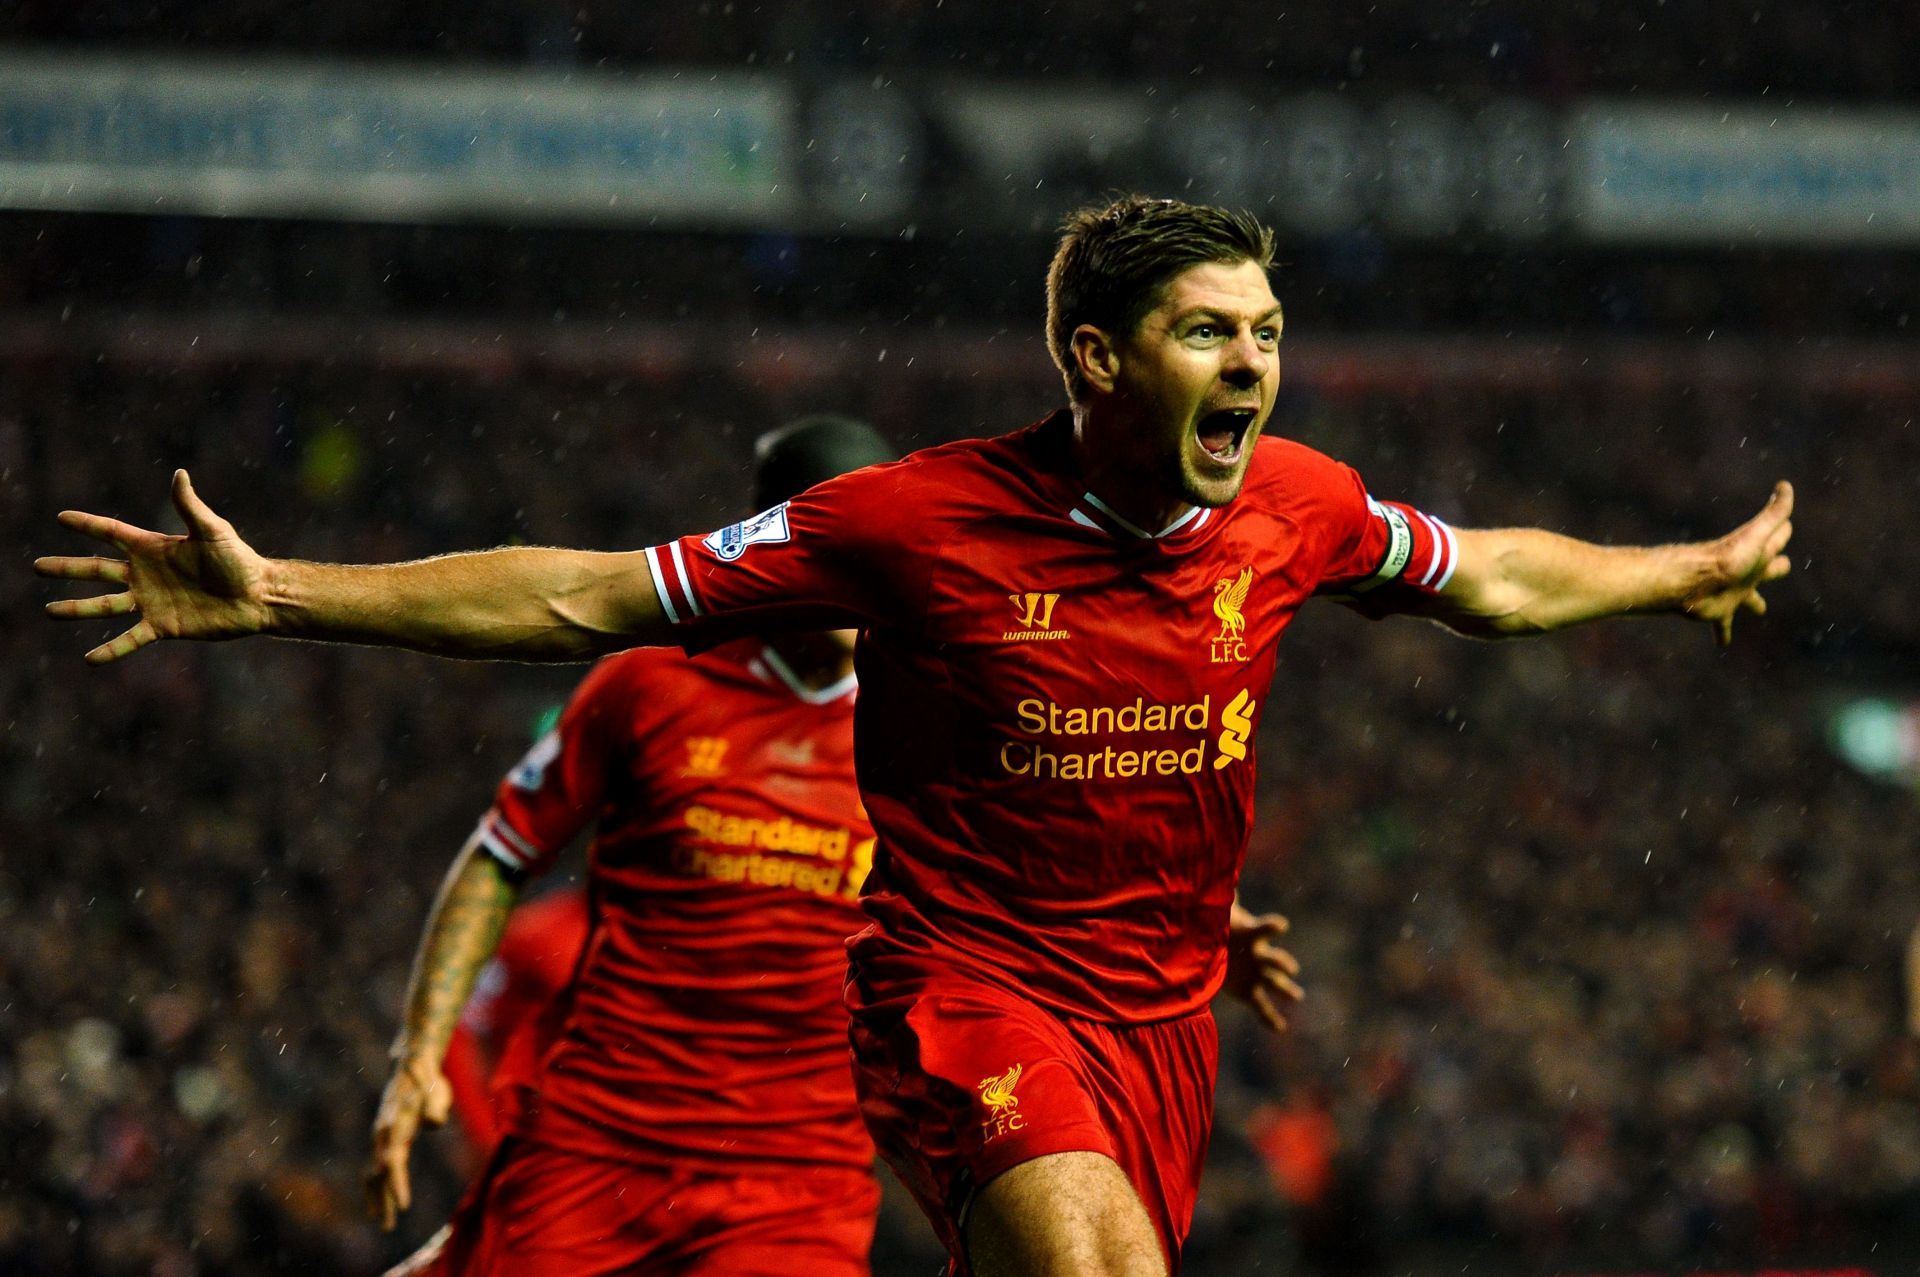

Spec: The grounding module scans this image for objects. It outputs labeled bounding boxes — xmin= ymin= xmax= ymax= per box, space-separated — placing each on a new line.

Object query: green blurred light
xmin=1828 ymin=698 xmax=1916 ymax=778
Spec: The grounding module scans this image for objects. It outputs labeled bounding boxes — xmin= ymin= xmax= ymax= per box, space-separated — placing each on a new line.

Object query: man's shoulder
xmin=868 ymin=416 xmax=1065 ymax=510
xmin=1246 ymin=433 xmax=1351 ymax=483
xmin=1238 ymin=435 xmax=1365 ymax=517
xmin=579 ymin=643 xmax=767 ymax=734
xmin=591 ymin=643 xmax=690 ymax=685
xmin=582 ymin=644 xmax=713 ymax=707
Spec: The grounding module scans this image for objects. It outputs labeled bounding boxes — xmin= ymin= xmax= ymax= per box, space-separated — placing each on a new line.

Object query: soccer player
xmin=38 ymin=196 xmax=1793 ymax=1277
xmin=365 ymin=415 xmax=899 ymax=1275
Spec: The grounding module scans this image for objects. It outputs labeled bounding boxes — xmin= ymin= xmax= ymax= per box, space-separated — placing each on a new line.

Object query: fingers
xmin=1245 ymin=915 xmax=1290 ymax=947
xmin=1726 ymin=481 xmax=1794 ymax=554
xmin=1255 ymin=945 xmax=1306 ymax=1003
xmin=367 ymin=1120 xmax=418 ymax=1229
xmin=39 ymin=544 xmax=154 ymax=662
xmin=1715 ymin=551 xmax=1792 ymax=645
xmin=365 ymin=1159 xmax=399 ymax=1231
xmin=172 ymin=469 xmax=230 ymax=540
xmin=422 ymin=1077 xmax=452 ymax=1127
xmin=1765 ymin=520 xmax=1793 ymax=560
xmin=34 ymin=555 xmax=129 ymax=585
xmin=84 ymin=620 xmax=157 ymax=666
xmin=45 ymin=592 xmax=136 ymax=621
xmin=1252 ymin=936 xmax=1302 ymax=977
xmin=385 ymin=1146 xmax=412 ymax=1224
xmin=1742 ymin=480 xmax=1793 ymax=532
xmin=1247 ymin=935 xmax=1306 ymax=1034
xmin=365 ymin=1061 xmax=445 ymax=1227
xmin=55 ymin=509 xmax=160 ymax=552
xmin=1251 ymin=986 xmax=1290 ymax=1034
xmin=1768 ymin=480 xmax=1794 ymax=522
xmin=368 ymin=1151 xmax=409 ymax=1231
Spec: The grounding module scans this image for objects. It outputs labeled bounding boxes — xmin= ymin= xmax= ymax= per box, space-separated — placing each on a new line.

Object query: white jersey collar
xmin=751 ymin=645 xmax=859 ymax=705
xmin=1068 ymin=490 xmax=1212 ymax=541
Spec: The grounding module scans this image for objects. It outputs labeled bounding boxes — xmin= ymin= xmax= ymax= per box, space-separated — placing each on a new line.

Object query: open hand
xmin=1683 ymin=481 xmax=1794 ymax=647
xmin=366 ymin=1055 xmax=454 ymax=1231
xmin=36 ymin=469 xmax=271 ymax=664
xmin=1224 ymin=909 xmax=1304 ymax=1033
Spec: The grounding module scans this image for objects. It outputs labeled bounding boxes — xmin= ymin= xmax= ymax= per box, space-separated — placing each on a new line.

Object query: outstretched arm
xmin=37 ymin=469 xmax=672 ymax=664
xmin=1410 ymin=482 xmax=1794 ymax=645
xmin=366 ymin=837 xmax=521 ymax=1231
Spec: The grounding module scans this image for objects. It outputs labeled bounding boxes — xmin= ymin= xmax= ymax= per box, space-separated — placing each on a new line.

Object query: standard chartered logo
xmin=676 ymin=805 xmax=872 ymax=900
xmin=1213 ymin=689 xmax=1255 ymax=769
xmin=997 ymin=691 xmax=1255 ymax=781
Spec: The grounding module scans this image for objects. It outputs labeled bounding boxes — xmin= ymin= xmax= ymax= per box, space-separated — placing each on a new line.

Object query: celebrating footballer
xmin=39 ymin=196 xmax=1792 ymax=1277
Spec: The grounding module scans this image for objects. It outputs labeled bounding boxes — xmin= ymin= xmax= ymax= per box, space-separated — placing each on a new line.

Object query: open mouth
xmin=1195 ymin=408 xmax=1258 ymax=465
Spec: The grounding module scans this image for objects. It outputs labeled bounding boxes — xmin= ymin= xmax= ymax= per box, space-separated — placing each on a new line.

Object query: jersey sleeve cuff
xmin=1356 ymin=499 xmax=1412 ymax=592
xmin=475 ymin=810 xmax=545 ymax=874
xmin=1412 ymin=511 xmax=1459 ymax=591
xmin=644 ymin=542 xmax=705 ymax=625
xmin=1358 ymin=499 xmax=1456 ymax=595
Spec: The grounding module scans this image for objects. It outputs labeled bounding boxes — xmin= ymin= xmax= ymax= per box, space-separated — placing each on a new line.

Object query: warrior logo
xmin=682 ymin=736 xmax=730 ymax=777
xmin=1211 ymin=567 xmax=1253 ymax=663
xmin=1004 ymin=592 xmax=1069 ymax=642
xmin=977 ymin=1062 xmax=1028 ymax=1142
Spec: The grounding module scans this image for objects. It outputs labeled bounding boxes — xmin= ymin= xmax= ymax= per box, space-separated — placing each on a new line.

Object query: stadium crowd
xmin=3 ymin=348 xmax=1914 ymax=1275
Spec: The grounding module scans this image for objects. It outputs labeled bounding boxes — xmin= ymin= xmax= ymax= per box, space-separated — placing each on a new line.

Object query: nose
xmin=1221 ymin=329 xmax=1271 ymax=390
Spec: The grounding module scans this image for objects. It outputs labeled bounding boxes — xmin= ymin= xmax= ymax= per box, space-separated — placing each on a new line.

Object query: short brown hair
xmin=1046 ymin=196 xmax=1275 ymax=402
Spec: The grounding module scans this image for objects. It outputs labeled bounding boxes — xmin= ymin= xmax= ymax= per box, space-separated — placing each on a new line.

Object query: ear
xmin=1071 ymin=325 xmax=1121 ymax=396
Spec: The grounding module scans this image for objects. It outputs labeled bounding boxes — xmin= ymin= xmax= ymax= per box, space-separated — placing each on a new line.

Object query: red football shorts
xmin=396 ymin=1137 xmax=880 ymax=1277
xmin=847 ymin=966 xmax=1218 ymax=1273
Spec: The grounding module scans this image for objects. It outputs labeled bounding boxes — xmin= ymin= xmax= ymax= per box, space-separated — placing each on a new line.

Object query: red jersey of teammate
xmin=645 ymin=411 xmax=1456 ymax=1024
xmin=470 ymin=640 xmax=876 ymax=1170
xmin=442 ymin=887 xmax=588 ymax=1155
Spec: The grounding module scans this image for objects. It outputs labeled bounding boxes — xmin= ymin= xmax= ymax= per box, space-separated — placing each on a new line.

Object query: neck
xmin=763 ymin=632 xmax=855 ymax=690
xmin=1069 ymin=404 xmax=1193 ymax=535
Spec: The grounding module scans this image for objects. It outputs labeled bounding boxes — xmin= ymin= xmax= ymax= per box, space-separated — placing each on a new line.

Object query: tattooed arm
xmin=366 ymin=836 xmax=522 ymax=1230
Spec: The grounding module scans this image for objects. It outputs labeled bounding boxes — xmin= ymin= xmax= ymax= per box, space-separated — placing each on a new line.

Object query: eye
xmin=1257 ymin=326 xmax=1280 ymax=346
xmin=1189 ymin=323 xmax=1220 ymax=341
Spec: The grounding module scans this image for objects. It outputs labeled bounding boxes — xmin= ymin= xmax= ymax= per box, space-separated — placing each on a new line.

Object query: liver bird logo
xmin=1212 ymin=567 xmax=1254 ymax=641
xmin=977 ymin=1063 xmax=1023 ymax=1117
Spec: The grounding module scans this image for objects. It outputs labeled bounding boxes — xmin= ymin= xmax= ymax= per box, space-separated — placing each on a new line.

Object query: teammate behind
xmin=39 ymin=197 xmax=1794 ymax=1277
xmin=367 ymin=416 xmax=896 ymax=1276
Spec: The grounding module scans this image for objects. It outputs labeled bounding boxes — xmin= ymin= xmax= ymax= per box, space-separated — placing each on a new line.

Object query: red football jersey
xmin=645 ymin=411 xmax=1455 ymax=1024
xmin=472 ymin=641 xmax=876 ymax=1170
xmin=444 ymin=887 xmax=589 ymax=1153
